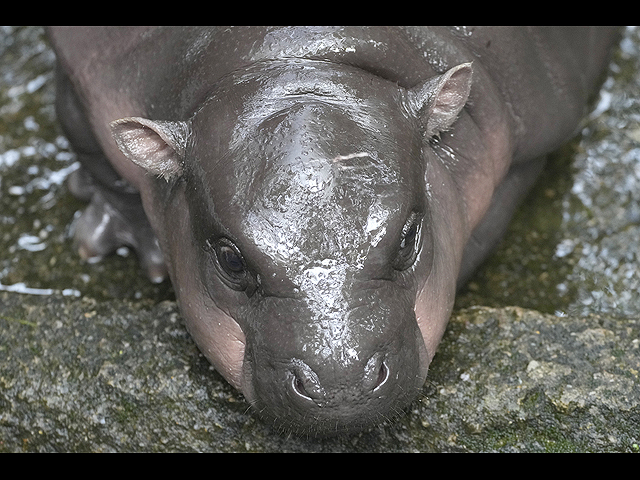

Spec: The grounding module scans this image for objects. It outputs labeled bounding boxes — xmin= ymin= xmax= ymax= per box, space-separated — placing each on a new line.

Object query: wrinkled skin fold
xmin=48 ymin=26 xmax=619 ymax=436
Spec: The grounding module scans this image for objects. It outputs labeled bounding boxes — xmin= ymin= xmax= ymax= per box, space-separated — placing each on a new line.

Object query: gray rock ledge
xmin=1 ymin=292 xmax=637 ymax=452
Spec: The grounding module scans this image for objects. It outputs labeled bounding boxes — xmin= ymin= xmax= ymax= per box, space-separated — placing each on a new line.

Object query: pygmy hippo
xmin=47 ymin=26 xmax=619 ymax=436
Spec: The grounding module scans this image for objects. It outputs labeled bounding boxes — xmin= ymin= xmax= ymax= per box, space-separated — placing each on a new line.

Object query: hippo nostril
xmin=288 ymin=356 xmax=390 ymax=407
xmin=364 ymin=353 xmax=389 ymax=392
xmin=292 ymin=374 xmax=312 ymax=400
xmin=373 ymin=361 xmax=389 ymax=391
xmin=289 ymin=361 xmax=324 ymax=404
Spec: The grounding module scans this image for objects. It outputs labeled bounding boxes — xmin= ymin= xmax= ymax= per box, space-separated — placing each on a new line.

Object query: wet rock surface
xmin=2 ymin=294 xmax=638 ymax=452
xmin=1 ymin=27 xmax=639 ymax=452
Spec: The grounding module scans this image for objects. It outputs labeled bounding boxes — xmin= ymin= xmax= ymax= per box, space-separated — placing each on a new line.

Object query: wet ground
xmin=1 ymin=27 xmax=639 ymax=452
xmin=0 ymin=26 xmax=174 ymax=302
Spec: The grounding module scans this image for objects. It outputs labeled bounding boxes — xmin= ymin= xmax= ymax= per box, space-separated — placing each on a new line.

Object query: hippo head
xmin=111 ymin=60 xmax=472 ymax=435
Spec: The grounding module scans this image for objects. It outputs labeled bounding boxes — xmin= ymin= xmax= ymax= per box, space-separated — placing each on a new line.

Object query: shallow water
xmin=0 ymin=26 xmax=173 ymax=302
xmin=558 ymin=29 xmax=640 ymax=317
xmin=1 ymin=26 xmax=638 ymax=317
xmin=457 ymin=26 xmax=640 ymax=319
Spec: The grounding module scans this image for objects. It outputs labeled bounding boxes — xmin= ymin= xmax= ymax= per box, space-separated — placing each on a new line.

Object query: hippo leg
xmin=457 ymin=156 xmax=546 ymax=288
xmin=55 ymin=66 xmax=167 ymax=283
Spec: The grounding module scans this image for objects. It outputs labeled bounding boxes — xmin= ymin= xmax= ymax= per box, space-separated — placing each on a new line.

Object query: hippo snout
xmin=287 ymin=351 xmax=388 ymax=407
xmin=242 ymin=303 xmax=429 ymax=436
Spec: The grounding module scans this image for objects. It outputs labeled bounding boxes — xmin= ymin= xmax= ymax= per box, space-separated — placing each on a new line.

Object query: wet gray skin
xmin=186 ymin=64 xmax=433 ymax=431
xmin=47 ymin=27 xmax=619 ymax=435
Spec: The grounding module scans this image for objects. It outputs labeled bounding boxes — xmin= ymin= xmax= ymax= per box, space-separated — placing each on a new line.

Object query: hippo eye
xmin=394 ymin=214 xmax=422 ymax=271
xmin=207 ymin=237 xmax=250 ymax=291
xmin=219 ymin=245 xmax=245 ymax=275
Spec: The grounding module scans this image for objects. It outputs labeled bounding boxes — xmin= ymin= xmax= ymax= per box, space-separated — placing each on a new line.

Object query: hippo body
xmin=48 ymin=26 xmax=619 ymax=435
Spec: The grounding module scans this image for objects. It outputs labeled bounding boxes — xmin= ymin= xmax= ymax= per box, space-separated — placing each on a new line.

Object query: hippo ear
xmin=110 ymin=117 xmax=190 ymax=181
xmin=408 ymin=62 xmax=473 ymax=138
